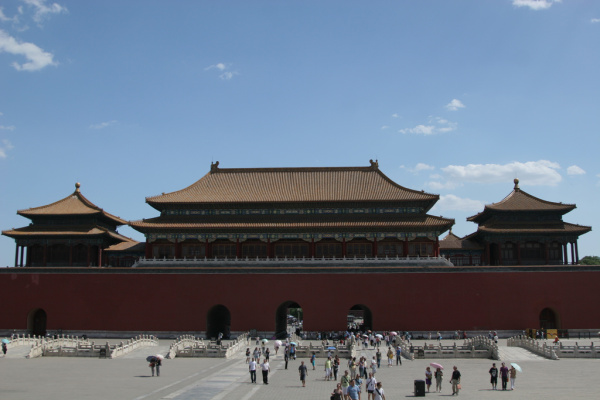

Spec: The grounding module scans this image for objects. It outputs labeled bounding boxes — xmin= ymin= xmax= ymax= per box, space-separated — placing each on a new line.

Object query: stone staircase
xmin=497 ymin=346 xmax=548 ymax=361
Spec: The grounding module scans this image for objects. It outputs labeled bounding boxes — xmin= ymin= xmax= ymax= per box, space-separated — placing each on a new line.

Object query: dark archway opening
xmin=348 ymin=304 xmax=372 ymax=332
xmin=28 ymin=308 xmax=47 ymax=336
xmin=206 ymin=304 xmax=231 ymax=340
xmin=275 ymin=301 xmax=302 ymax=339
xmin=539 ymin=308 xmax=558 ymax=330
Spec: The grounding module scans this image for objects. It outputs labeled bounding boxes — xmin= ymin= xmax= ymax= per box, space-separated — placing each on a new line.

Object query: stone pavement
xmin=0 ymin=339 xmax=599 ymax=399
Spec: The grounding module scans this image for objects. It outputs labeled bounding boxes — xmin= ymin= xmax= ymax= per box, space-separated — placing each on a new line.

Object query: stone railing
xmin=6 ymin=334 xmax=44 ymax=350
xmin=463 ymin=336 xmax=500 ymax=360
xmin=507 ymin=336 xmax=600 ymax=359
xmin=27 ymin=334 xmax=157 ymax=359
xmin=133 ymin=255 xmax=453 ymax=267
xmin=409 ymin=339 xmax=495 ymax=360
xmin=294 ymin=342 xmax=354 ymax=359
xmin=168 ymin=332 xmax=249 ymax=359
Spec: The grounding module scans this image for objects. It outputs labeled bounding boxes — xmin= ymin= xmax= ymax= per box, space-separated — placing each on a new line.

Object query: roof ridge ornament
xmin=514 ymin=178 xmax=520 ymax=191
xmin=75 ymin=182 xmax=81 ymax=193
xmin=211 ymin=161 xmax=220 ymax=172
xmin=369 ymin=159 xmax=378 ymax=169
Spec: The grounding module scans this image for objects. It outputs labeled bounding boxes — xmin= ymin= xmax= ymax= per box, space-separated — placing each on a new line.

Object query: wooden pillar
xmin=26 ymin=245 xmax=30 ymax=267
xmin=575 ymin=240 xmax=579 ymax=264
xmin=14 ymin=245 xmax=19 ymax=268
xmin=175 ymin=239 xmax=182 ymax=259
xmin=469 ymin=253 xmax=473 ymax=266
xmin=310 ymin=238 xmax=315 ymax=258
xmin=373 ymin=237 xmax=378 ymax=257
xmin=544 ymin=243 xmax=549 ymax=265
xmin=570 ymin=242 xmax=575 ymax=265
xmin=43 ymin=244 xmax=47 ymax=267
xmin=485 ymin=243 xmax=490 ymax=265
xmin=236 ymin=238 xmax=241 ymax=258
xmin=206 ymin=239 xmax=211 ymax=258
xmin=98 ymin=246 xmax=102 ymax=267
xmin=145 ymin=241 xmax=152 ymax=258
xmin=68 ymin=245 xmax=73 ymax=267
xmin=497 ymin=242 xmax=503 ymax=266
xmin=403 ymin=238 xmax=409 ymax=257
xmin=516 ymin=242 xmax=522 ymax=265
xmin=342 ymin=238 xmax=347 ymax=258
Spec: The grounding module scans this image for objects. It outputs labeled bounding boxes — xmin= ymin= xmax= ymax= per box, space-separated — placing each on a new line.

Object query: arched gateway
xmin=275 ymin=301 xmax=302 ymax=338
xmin=539 ymin=308 xmax=558 ymax=330
xmin=348 ymin=304 xmax=372 ymax=331
xmin=28 ymin=308 xmax=47 ymax=336
xmin=207 ymin=305 xmax=231 ymax=339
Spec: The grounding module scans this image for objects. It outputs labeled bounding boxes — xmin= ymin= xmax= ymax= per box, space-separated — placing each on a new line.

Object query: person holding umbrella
xmin=1 ymin=339 xmax=8 ymax=357
xmin=434 ymin=366 xmax=443 ymax=393
xmin=509 ymin=363 xmax=520 ymax=390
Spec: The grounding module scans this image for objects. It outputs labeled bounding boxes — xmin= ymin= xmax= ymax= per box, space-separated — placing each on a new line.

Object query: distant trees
xmin=580 ymin=256 xmax=600 ymax=265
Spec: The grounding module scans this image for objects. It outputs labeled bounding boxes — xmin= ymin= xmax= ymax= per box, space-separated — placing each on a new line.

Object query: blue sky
xmin=1 ymin=0 xmax=599 ymax=266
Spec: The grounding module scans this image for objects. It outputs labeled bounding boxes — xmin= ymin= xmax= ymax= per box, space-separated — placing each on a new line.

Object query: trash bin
xmin=414 ymin=379 xmax=425 ymax=397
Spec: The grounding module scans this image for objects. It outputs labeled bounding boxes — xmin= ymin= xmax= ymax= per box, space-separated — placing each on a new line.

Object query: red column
xmin=575 ymin=241 xmax=579 ymax=264
xmin=570 ymin=242 xmax=575 ymax=265
xmin=98 ymin=246 xmax=102 ymax=267
xmin=545 ymin=243 xmax=549 ymax=265
xmin=497 ymin=242 xmax=503 ymax=266
xmin=342 ymin=238 xmax=347 ymax=258
xmin=206 ymin=239 xmax=211 ymax=258
xmin=435 ymin=236 xmax=440 ymax=257
xmin=68 ymin=245 xmax=73 ymax=267
xmin=14 ymin=245 xmax=19 ymax=268
xmin=403 ymin=239 xmax=409 ymax=257
xmin=43 ymin=244 xmax=47 ymax=267
xmin=175 ymin=239 xmax=182 ymax=259
xmin=485 ymin=243 xmax=490 ymax=265
xmin=25 ymin=245 xmax=30 ymax=267
xmin=310 ymin=238 xmax=315 ymax=258
xmin=236 ymin=238 xmax=241 ymax=258
xmin=86 ymin=245 xmax=91 ymax=267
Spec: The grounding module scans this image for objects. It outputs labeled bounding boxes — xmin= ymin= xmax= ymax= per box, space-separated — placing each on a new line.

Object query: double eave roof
xmin=2 ymin=224 xmax=134 ymax=243
xmin=145 ymin=164 xmax=439 ymax=211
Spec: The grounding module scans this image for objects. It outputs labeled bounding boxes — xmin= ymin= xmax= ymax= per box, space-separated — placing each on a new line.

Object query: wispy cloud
xmin=0 ymin=7 xmax=17 ymax=22
xmin=432 ymin=194 xmax=486 ymax=213
xmin=591 ymin=18 xmax=600 ymax=24
xmin=0 ymin=29 xmax=57 ymax=71
xmin=391 ymin=113 xmax=400 ymax=118
xmin=399 ymin=116 xmax=457 ymax=135
xmin=380 ymin=125 xmax=390 ymax=130
xmin=413 ymin=163 xmax=435 ymax=173
xmin=0 ymin=139 xmax=14 ymax=159
xmin=432 ymin=160 xmax=563 ymax=187
xmin=0 ymin=125 xmax=16 ymax=130
xmin=21 ymin=0 xmax=67 ymax=24
xmin=205 ymin=62 xmax=239 ymax=80
xmin=567 ymin=165 xmax=586 ymax=176
xmin=89 ymin=120 xmax=118 ymax=130
xmin=445 ymin=99 xmax=466 ymax=111
xmin=512 ymin=0 xmax=561 ymax=11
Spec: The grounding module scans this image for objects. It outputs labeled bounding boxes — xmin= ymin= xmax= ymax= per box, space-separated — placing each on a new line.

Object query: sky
xmin=0 ymin=0 xmax=599 ymax=267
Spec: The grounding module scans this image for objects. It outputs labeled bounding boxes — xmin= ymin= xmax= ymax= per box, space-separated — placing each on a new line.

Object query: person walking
xmin=434 ymin=367 xmax=443 ymax=392
xmin=376 ymin=348 xmax=382 ymax=368
xmin=396 ymin=346 xmax=402 ymax=365
xmin=325 ymin=356 xmax=333 ymax=381
xmin=249 ymin=357 xmax=257 ymax=383
xmin=341 ymin=370 xmax=351 ymax=400
xmin=386 ymin=347 xmax=393 ymax=367
xmin=332 ymin=383 xmax=344 ymax=400
xmin=260 ymin=358 xmax=270 ymax=384
xmin=333 ymin=355 xmax=340 ymax=380
xmin=284 ymin=351 xmax=289 ymax=369
xmin=509 ymin=364 xmax=517 ymax=390
xmin=370 ymin=356 xmax=377 ymax=376
xmin=489 ymin=363 xmax=498 ymax=390
xmin=347 ymin=379 xmax=360 ymax=400
xmin=2 ymin=342 xmax=7 ymax=357
xmin=500 ymin=362 xmax=509 ymax=390
xmin=450 ymin=365 xmax=461 ymax=395
xmin=374 ymin=381 xmax=386 ymax=400
xmin=245 ymin=348 xmax=250 ymax=363
xmin=366 ymin=372 xmax=377 ymax=400
xmin=298 ymin=361 xmax=308 ymax=387
xmin=311 ymin=352 xmax=316 ymax=370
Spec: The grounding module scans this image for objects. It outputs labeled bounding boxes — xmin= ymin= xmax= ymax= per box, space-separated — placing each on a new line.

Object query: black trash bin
xmin=414 ymin=379 xmax=425 ymax=397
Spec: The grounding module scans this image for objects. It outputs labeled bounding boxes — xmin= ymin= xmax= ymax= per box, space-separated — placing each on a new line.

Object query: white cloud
xmin=445 ymin=99 xmax=466 ymax=111
xmin=0 ymin=139 xmax=14 ymax=158
xmin=427 ymin=180 xmax=463 ymax=191
xmin=392 ymin=113 xmax=400 ymax=118
xmin=22 ymin=0 xmax=67 ymax=24
xmin=512 ymin=0 xmax=561 ymax=11
xmin=205 ymin=62 xmax=239 ymax=80
xmin=0 ymin=125 xmax=16 ymax=130
xmin=0 ymin=29 xmax=57 ymax=71
xmin=567 ymin=165 xmax=586 ymax=176
xmin=0 ymin=7 xmax=16 ymax=22
xmin=413 ymin=163 xmax=435 ymax=173
xmin=592 ymin=18 xmax=600 ymax=24
xmin=89 ymin=120 xmax=118 ymax=130
xmin=380 ymin=125 xmax=389 ymax=130
xmin=439 ymin=160 xmax=562 ymax=186
xmin=433 ymin=194 xmax=486 ymax=213
xmin=399 ymin=116 xmax=457 ymax=135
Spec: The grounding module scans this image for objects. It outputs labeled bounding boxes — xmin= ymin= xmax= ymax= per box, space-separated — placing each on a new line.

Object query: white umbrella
xmin=155 ymin=354 xmax=164 ymax=361
xmin=275 ymin=340 xmax=282 ymax=346
xmin=510 ymin=363 xmax=522 ymax=372
xmin=375 ymin=334 xmax=383 ymax=338
xmin=261 ymin=338 xmax=269 ymax=344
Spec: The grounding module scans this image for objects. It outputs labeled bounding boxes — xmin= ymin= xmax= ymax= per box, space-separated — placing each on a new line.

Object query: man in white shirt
xmin=248 ymin=357 xmax=257 ymax=383
xmin=366 ymin=372 xmax=377 ymax=400
xmin=260 ymin=359 xmax=270 ymax=384
xmin=374 ymin=381 xmax=386 ymax=400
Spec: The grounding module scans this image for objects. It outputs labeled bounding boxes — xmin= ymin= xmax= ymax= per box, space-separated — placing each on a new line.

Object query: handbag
xmin=457 ymin=383 xmax=462 ymax=390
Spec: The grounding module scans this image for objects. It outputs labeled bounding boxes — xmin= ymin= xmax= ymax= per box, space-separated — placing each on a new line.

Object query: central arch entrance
xmin=206 ymin=304 xmax=231 ymax=340
xmin=539 ymin=308 xmax=558 ymax=330
xmin=275 ymin=301 xmax=302 ymax=339
xmin=27 ymin=308 xmax=47 ymax=336
xmin=347 ymin=304 xmax=372 ymax=332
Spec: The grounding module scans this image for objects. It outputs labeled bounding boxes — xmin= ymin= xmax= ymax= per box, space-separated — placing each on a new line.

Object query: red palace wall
xmin=1 ymin=270 xmax=598 ymax=333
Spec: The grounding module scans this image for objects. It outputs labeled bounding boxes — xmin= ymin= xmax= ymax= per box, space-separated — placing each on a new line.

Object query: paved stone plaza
xmin=0 ymin=339 xmax=598 ymax=399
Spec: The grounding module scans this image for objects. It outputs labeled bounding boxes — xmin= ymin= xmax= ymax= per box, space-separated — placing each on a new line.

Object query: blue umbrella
xmin=327 ymin=346 xmax=336 ymax=350
xmin=290 ymin=342 xmax=297 ymax=346
xmin=1 ymin=339 xmax=10 ymax=344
